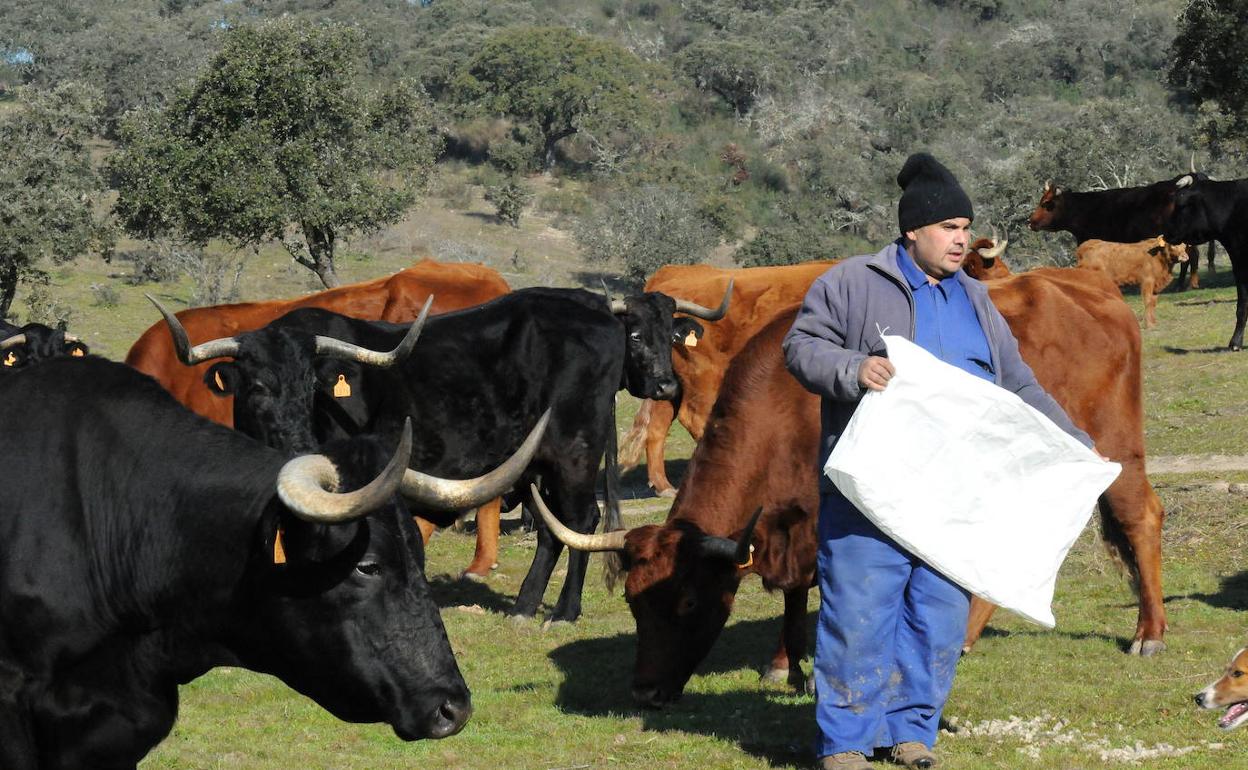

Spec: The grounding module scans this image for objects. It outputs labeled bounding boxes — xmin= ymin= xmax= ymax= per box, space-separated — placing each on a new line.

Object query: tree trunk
xmin=542 ymin=128 xmax=578 ymax=172
xmin=0 ymin=262 xmax=17 ymax=320
xmin=300 ymin=223 xmax=340 ymax=289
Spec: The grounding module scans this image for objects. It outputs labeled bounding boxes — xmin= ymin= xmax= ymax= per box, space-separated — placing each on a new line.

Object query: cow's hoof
xmin=760 ymin=666 xmax=789 ymax=685
xmin=507 ymin=612 xmax=537 ymax=626
xmin=459 ymin=570 xmax=488 ymax=583
xmin=1128 ymin=638 xmax=1166 ymax=656
xmin=655 ymin=487 xmax=677 ymax=499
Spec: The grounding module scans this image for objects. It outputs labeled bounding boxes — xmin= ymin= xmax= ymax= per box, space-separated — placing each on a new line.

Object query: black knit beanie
xmin=896 ymin=152 xmax=973 ymax=234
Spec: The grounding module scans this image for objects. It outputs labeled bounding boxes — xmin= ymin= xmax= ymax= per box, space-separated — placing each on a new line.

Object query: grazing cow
xmin=1028 ymin=174 xmax=1202 ymax=245
xmin=1 ymin=321 xmax=89 ymax=370
xmin=153 ymin=286 xmax=730 ymax=623
xmin=1075 ymin=237 xmax=1189 ymax=328
xmin=0 ymin=357 xmax=471 ymax=769
xmin=620 ymin=237 xmax=1007 ymax=496
xmin=128 ymin=258 xmax=511 ymax=577
xmin=542 ymin=266 xmax=1165 ymax=705
xmin=1163 ymin=174 xmax=1248 ymax=350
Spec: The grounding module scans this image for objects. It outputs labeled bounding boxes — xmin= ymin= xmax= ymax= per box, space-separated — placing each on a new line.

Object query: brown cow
xmin=126 ymin=257 xmax=511 ymax=579
xmin=621 ymin=238 xmax=1009 ymax=497
xmin=545 ymin=265 xmax=1165 ymax=706
xmin=1075 ymin=238 xmax=1189 ymax=327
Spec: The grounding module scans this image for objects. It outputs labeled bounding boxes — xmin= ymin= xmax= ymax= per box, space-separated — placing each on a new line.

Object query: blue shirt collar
xmin=896 ymin=240 xmax=961 ymax=293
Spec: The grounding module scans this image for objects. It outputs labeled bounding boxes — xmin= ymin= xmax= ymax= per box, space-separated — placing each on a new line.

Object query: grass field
xmin=15 ymin=178 xmax=1248 ymax=768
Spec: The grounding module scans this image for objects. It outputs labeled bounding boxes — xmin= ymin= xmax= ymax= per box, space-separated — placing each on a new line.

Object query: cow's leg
xmin=1176 ymin=258 xmax=1190 ymax=291
xmin=1231 ymin=279 xmax=1248 ymax=351
xmin=510 ymin=474 xmax=585 ymax=619
xmin=1098 ymin=463 xmax=1167 ymax=655
xmin=617 ymin=399 xmax=651 ymax=472
xmin=461 ymin=497 xmax=501 ymax=581
xmin=761 ymin=588 xmax=811 ymax=693
xmin=1143 ymin=276 xmax=1157 ymax=328
xmin=646 ymin=399 xmax=679 ymax=497
xmin=961 ymin=597 xmax=998 ymax=654
xmin=548 ymin=483 xmax=601 ymax=623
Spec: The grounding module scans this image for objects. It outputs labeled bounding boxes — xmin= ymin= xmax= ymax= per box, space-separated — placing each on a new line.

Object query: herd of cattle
xmin=0 ymin=170 xmax=1242 ymax=766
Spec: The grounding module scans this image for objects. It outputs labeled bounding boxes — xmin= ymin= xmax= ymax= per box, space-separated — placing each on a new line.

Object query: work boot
xmin=820 ymin=750 xmax=871 ymax=770
xmin=890 ymin=741 xmax=937 ymax=769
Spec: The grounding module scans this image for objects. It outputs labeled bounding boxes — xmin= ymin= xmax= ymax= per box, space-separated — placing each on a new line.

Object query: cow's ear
xmin=66 ymin=341 xmax=89 ymax=358
xmin=672 ymin=318 xmax=704 ymax=347
xmin=269 ymin=510 xmax=366 ymax=569
xmin=204 ymin=362 xmax=239 ymax=396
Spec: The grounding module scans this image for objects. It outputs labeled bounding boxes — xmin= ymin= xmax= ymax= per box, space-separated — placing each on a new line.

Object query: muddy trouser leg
xmin=884 ymin=562 xmax=971 ymax=748
xmin=814 ymin=493 xmax=911 ymax=759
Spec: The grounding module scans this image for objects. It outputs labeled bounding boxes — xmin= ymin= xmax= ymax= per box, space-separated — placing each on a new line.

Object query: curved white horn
xmin=530 ymin=483 xmax=628 ymax=552
xmin=314 ymin=295 xmax=431 ymax=367
xmin=673 ymin=278 xmax=734 ymax=320
xmin=400 ymin=409 xmax=552 ymax=511
xmin=147 ymin=294 xmax=240 ymax=364
xmin=277 ymin=419 xmax=412 ymax=523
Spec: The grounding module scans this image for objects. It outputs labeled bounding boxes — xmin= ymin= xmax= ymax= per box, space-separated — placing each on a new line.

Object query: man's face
xmin=906 ymin=217 xmax=972 ymax=281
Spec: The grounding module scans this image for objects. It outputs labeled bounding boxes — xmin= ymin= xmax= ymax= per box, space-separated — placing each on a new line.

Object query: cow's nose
xmin=425 ymin=695 xmax=472 ymax=738
xmin=1193 ymin=692 xmax=1205 ymax=707
xmin=631 ymin=685 xmax=669 ymax=709
xmin=654 ymin=379 xmax=678 ymax=400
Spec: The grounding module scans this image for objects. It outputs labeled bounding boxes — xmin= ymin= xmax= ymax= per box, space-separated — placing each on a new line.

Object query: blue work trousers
xmin=813 ymin=493 xmax=971 ymax=758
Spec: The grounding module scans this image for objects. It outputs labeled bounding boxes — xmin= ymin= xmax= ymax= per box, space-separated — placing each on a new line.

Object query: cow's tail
xmin=602 ymin=395 xmax=626 ymax=593
xmin=617 ymin=399 xmax=652 ymax=471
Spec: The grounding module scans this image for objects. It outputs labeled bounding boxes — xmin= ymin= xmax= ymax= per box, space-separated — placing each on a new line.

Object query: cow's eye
xmin=355 ymin=561 xmax=382 ymax=577
xmin=676 ymin=593 xmax=697 ymax=616
xmin=1233 ymin=670 xmax=1244 ymax=678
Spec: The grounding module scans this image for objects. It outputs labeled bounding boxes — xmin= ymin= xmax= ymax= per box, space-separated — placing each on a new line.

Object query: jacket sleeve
xmin=987 ymin=301 xmax=1096 ymax=449
xmin=782 ymin=271 xmax=867 ymax=402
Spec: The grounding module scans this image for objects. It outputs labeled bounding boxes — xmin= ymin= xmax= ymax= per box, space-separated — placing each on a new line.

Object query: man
xmin=783 ymin=153 xmax=1094 ymax=770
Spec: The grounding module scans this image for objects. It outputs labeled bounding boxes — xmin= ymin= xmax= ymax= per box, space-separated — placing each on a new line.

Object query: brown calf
xmin=1074 ymin=238 xmax=1188 ymax=328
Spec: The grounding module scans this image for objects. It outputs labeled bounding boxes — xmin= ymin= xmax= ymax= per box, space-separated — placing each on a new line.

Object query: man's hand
xmin=858 ymin=355 xmax=895 ymax=392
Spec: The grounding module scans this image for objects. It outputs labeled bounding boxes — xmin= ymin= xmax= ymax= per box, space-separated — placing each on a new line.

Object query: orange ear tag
xmin=738 ymin=544 xmax=754 ymax=569
xmin=333 ymin=374 xmax=351 ymax=398
xmin=213 ymin=370 xmax=226 ymax=390
xmin=70 ymin=348 xmax=84 ymax=357
xmin=2 ymin=352 xmax=14 ymax=367
xmin=273 ymin=527 xmax=287 ymax=565
xmin=684 ymin=331 xmax=698 ymax=347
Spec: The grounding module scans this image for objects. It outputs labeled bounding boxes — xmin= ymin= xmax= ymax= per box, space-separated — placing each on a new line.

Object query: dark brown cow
xmin=620 ymin=238 xmax=1009 ymax=496
xmin=126 ymin=257 xmax=511 ymax=579
xmin=545 ymin=265 xmax=1164 ymax=706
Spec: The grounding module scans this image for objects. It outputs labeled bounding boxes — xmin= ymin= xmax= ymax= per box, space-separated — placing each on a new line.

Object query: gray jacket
xmin=783 ymin=242 xmax=1094 ymax=493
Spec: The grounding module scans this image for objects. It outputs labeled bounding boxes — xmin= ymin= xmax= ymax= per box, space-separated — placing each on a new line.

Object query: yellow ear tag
xmin=273 ymin=527 xmax=287 ymax=565
xmin=333 ymin=374 xmax=352 ymax=398
xmin=213 ymin=370 xmax=225 ymax=390
xmin=2 ymin=352 xmax=14 ymax=367
xmin=738 ymin=544 xmax=754 ymax=569
xmin=684 ymin=331 xmax=698 ymax=348
xmin=70 ymin=348 xmax=84 ymax=357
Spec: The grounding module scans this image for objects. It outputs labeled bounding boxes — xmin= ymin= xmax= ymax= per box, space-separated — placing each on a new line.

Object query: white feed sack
xmin=823 ymin=335 xmax=1121 ymax=628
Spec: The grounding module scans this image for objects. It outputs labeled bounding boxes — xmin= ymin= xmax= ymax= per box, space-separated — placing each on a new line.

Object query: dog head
xmin=1194 ymin=646 xmax=1248 ymax=729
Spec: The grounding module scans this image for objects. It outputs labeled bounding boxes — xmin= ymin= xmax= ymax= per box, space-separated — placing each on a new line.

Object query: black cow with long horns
xmin=1 ymin=320 xmax=89 ymax=370
xmin=151 ymin=285 xmax=731 ymax=623
xmin=0 ymin=357 xmax=471 ymax=769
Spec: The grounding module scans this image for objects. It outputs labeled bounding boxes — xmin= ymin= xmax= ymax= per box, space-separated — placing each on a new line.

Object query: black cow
xmin=1163 ymin=174 xmax=1248 ymax=350
xmin=152 ymin=286 xmax=729 ymax=623
xmin=0 ymin=321 xmax=89 ymax=370
xmin=0 ymin=358 xmax=471 ymax=769
xmin=1028 ymin=174 xmax=1205 ymax=245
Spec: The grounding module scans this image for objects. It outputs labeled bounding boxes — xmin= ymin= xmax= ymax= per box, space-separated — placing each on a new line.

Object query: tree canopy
xmin=452 ymin=26 xmax=658 ymax=169
xmin=0 ymin=82 xmax=113 ymax=319
xmin=109 ymin=18 xmax=442 ymax=288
